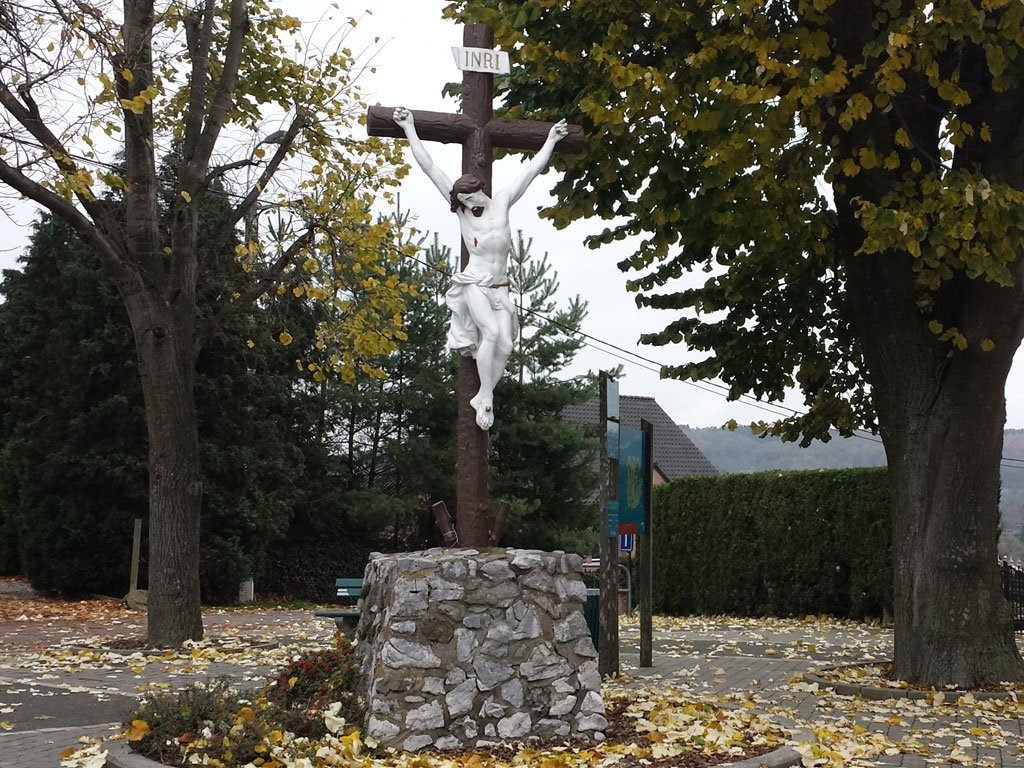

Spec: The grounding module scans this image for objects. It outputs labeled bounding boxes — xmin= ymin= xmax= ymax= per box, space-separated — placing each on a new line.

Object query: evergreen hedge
xmin=260 ymin=538 xmax=375 ymax=603
xmin=652 ymin=468 xmax=891 ymax=619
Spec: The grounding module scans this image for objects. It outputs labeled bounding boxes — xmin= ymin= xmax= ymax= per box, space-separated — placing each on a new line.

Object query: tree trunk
xmin=368 ymin=381 xmax=384 ymax=487
xmin=844 ymin=230 xmax=1024 ymax=687
xmin=126 ymin=291 xmax=204 ymax=646
xmin=885 ymin=375 xmax=1022 ymax=687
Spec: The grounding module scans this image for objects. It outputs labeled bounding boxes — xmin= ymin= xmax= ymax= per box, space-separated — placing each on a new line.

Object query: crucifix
xmin=367 ymin=24 xmax=584 ymax=548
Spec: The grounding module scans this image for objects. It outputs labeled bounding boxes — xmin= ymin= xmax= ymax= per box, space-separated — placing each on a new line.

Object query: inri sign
xmin=451 ymin=45 xmax=510 ymax=75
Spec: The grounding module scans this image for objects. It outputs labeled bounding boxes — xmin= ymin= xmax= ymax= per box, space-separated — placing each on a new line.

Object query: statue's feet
xmin=470 ymin=394 xmax=494 ymax=431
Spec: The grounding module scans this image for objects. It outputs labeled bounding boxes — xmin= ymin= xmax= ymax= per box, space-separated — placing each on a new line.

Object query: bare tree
xmin=0 ymin=0 xmax=411 ymax=646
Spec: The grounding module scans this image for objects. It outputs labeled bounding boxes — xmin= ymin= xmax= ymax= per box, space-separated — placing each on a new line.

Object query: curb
xmin=723 ymin=746 xmax=802 ymax=767
xmin=69 ymin=641 xmax=278 ymax=657
xmin=104 ymin=739 xmax=155 ymax=768
xmin=105 ymin=738 xmax=802 ymax=768
xmin=802 ymin=668 xmax=1016 ymax=701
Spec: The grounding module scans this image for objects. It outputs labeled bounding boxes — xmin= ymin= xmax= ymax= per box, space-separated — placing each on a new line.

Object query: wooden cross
xmin=367 ymin=24 xmax=584 ymax=547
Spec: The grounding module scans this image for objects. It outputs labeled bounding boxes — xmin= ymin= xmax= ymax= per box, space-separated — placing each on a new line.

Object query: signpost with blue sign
xmin=598 ymin=373 xmax=653 ymax=674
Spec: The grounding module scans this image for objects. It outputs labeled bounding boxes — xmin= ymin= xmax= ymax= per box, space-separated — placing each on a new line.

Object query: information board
xmin=617 ymin=427 xmax=647 ymax=534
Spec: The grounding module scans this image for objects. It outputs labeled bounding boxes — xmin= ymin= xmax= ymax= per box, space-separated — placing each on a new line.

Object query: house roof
xmin=563 ymin=395 xmax=718 ymax=480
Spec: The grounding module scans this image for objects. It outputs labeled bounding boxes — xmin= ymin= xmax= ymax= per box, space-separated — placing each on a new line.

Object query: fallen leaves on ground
xmin=617 ymin=615 xmax=1024 ymax=767
xmin=0 ymin=592 xmax=143 ymax=629
xmin=811 ymin=661 xmax=1024 ymax=695
xmin=61 ymin=685 xmax=784 ymax=768
xmin=59 ymin=737 xmax=108 ymax=768
xmin=5 ymin=580 xmax=1022 ymax=768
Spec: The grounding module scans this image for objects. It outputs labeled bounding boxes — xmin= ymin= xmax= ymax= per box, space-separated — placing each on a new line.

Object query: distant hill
xmin=683 ymin=425 xmax=1024 ymax=549
xmin=684 ymin=425 xmax=886 ymax=474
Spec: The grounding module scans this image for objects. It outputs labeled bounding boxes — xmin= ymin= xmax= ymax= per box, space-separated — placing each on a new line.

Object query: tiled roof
xmin=563 ymin=395 xmax=718 ymax=479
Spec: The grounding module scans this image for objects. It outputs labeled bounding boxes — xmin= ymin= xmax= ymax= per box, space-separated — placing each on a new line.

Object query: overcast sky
xmin=2 ymin=0 xmax=1022 ymax=434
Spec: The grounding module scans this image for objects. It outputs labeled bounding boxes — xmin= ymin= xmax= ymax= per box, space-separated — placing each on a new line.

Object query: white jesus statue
xmin=392 ymin=106 xmax=568 ymax=430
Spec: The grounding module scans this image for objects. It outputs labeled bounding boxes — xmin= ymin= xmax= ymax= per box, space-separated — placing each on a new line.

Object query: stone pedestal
xmin=357 ymin=548 xmax=606 ymax=752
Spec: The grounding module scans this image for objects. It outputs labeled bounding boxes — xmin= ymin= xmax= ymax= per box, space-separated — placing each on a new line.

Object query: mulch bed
xmin=103 ymin=636 xmax=152 ymax=650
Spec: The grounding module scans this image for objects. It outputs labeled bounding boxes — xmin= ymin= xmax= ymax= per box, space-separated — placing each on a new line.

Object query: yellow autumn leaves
xmin=116 ymin=687 xmax=782 ymax=768
xmin=853 ymin=169 xmax=1024 ymax=332
xmin=125 ymin=718 xmax=150 ymax=741
xmin=19 ymin=0 xmax=415 ymax=389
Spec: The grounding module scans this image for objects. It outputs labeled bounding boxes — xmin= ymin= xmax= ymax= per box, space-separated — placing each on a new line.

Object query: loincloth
xmin=446 ymin=269 xmax=519 ymax=357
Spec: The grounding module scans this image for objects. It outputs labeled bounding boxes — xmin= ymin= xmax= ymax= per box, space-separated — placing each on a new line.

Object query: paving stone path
xmin=1 ymin=578 xmax=1022 ymax=767
xmin=617 ymin=620 xmax=1024 ymax=767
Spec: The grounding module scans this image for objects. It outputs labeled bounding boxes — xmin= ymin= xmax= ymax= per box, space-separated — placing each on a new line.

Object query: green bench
xmin=313 ymin=578 xmax=364 ymax=630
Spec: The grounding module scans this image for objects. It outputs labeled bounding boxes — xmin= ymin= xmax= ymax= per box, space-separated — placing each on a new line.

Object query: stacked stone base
xmin=358 ymin=548 xmax=606 ymax=751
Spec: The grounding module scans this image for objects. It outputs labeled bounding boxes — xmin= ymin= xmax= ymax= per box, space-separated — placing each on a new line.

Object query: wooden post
xmin=639 ymin=419 xmax=654 ymax=667
xmin=489 ymin=500 xmax=511 ymax=545
xmin=130 ymin=518 xmax=142 ymax=593
xmin=598 ymin=373 xmax=619 ymax=677
xmin=452 ymin=24 xmax=494 ymax=548
xmin=432 ymin=501 xmax=459 ymax=547
xmin=125 ymin=518 xmax=148 ymax=611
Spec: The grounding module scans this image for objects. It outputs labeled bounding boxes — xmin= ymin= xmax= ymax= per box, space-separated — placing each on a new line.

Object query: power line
xmin=395 ymin=250 xmax=1024 ymax=472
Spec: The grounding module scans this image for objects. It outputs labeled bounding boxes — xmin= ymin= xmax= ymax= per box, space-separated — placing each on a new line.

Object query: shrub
xmin=124 ymin=679 xmax=260 ymax=767
xmin=265 ymin=646 xmax=365 ymax=740
xmin=125 ymin=637 xmax=364 ymax=766
xmin=259 ymin=538 xmax=374 ymax=602
xmin=653 ymin=468 xmax=891 ymax=619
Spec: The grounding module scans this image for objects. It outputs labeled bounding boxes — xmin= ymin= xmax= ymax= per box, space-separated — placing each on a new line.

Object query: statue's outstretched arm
xmin=393 ymin=107 xmax=454 ymax=202
xmin=500 ymin=119 xmax=569 ymax=207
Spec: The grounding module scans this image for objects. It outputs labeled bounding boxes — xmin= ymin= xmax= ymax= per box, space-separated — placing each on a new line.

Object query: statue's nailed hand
xmin=550 ymin=119 xmax=569 ymax=141
xmin=393 ymin=106 xmax=414 ymax=129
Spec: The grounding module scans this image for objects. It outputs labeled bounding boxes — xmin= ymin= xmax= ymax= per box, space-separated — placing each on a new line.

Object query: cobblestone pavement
xmin=1 ymin=578 xmax=1023 ymax=767
xmin=617 ymin=619 xmax=1024 ymax=767
xmin=0 ymin=576 xmax=336 ymax=768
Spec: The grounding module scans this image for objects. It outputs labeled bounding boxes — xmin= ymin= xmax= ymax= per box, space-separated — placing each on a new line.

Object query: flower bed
xmin=63 ymin=636 xmax=788 ymax=768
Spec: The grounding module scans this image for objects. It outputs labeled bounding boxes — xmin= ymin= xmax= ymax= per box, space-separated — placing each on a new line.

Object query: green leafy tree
xmin=259 ymin=232 xmax=459 ymax=600
xmin=373 ymin=235 xmax=459 ymax=544
xmin=336 ymin=233 xmax=458 ymax=548
xmin=490 ymin=376 xmax=597 ymax=552
xmin=248 ymin=281 xmax=388 ymax=602
xmin=303 ymin=228 xmax=597 ymax=561
xmin=446 ymin=0 xmax=1024 ymax=686
xmin=0 ymin=1 xmax=411 ymax=645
